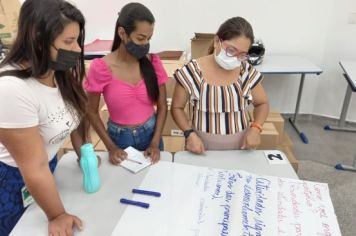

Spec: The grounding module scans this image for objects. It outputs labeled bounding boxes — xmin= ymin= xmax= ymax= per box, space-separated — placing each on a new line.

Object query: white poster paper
xmin=111 ymin=162 xmax=341 ymax=236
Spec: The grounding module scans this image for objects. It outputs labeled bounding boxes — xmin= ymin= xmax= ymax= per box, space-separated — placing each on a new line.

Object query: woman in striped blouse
xmin=171 ymin=17 xmax=269 ymax=153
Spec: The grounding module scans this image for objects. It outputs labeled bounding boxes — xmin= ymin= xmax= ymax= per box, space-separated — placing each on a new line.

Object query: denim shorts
xmin=0 ymin=157 xmax=58 ymax=236
xmin=107 ymin=114 xmax=164 ymax=151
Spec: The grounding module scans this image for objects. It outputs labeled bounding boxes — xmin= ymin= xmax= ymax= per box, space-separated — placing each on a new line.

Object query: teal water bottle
xmin=80 ymin=143 xmax=101 ymax=193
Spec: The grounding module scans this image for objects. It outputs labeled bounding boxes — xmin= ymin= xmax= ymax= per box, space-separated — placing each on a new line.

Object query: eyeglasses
xmin=219 ymin=40 xmax=249 ymax=61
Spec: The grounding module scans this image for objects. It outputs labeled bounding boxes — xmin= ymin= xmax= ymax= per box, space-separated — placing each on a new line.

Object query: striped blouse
xmin=174 ymin=60 xmax=263 ymax=135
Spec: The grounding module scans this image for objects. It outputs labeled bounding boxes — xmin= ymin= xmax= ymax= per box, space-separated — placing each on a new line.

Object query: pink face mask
xmin=214 ymin=41 xmax=241 ymax=70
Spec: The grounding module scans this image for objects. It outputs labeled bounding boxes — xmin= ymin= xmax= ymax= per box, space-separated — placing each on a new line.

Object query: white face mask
xmin=214 ymin=43 xmax=241 ymax=70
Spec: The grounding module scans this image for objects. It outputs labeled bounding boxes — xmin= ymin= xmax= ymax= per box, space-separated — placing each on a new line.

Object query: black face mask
xmin=51 ymin=47 xmax=81 ymax=71
xmin=125 ymin=40 xmax=150 ymax=59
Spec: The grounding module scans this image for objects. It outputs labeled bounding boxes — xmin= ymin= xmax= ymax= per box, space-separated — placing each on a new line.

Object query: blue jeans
xmin=107 ymin=114 xmax=164 ymax=151
xmin=0 ymin=157 xmax=58 ymax=236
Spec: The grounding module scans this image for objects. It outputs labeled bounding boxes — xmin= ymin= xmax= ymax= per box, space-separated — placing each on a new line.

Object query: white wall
xmin=313 ymin=0 xmax=356 ymax=121
xmin=23 ymin=0 xmax=356 ymax=121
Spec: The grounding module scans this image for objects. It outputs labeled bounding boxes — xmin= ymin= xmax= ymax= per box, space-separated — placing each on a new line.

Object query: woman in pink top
xmin=85 ymin=3 xmax=168 ymax=164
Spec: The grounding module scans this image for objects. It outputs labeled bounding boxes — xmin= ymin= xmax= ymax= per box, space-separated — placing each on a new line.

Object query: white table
xmin=12 ymin=150 xmax=299 ymax=235
xmin=10 ymin=151 xmax=173 ymax=236
xmin=324 ymin=60 xmax=356 ymax=172
xmin=255 ymin=55 xmax=323 ymax=144
xmin=174 ymin=150 xmax=299 ymax=179
xmin=325 ymin=60 xmax=356 ymax=133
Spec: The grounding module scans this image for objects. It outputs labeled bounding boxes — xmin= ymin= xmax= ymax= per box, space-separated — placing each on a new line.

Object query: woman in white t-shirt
xmin=0 ymin=0 xmax=90 ymax=235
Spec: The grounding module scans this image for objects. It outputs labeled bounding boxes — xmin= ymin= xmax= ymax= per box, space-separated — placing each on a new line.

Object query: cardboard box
xmin=100 ymin=110 xmax=109 ymax=128
xmin=162 ymin=111 xmax=184 ymax=136
xmin=166 ymin=77 xmax=177 ymax=98
xmin=0 ymin=0 xmax=21 ymax=45
xmin=248 ymin=110 xmax=285 ymax=135
xmin=162 ymin=62 xmax=183 ymax=78
xmin=278 ymin=131 xmax=293 ymax=149
xmin=84 ymin=60 xmax=92 ymax=74
xmin=95 ymin=140 xmax=107 ymax=151
xmin=159 ymin=52 xmax=185 ymax=65
xmin=157 ymin=51 xmax=183 ymax=60
xmin=162 ymin=99 xmax=191 ymax=136
xmin=276 ymin=131 xmax=297 ymax=171
xmin=59 ymin=128 xmax=101 ymax=153
xmin=266 ymin=112 xmax=285 ymax=135
xmin=258 ymin=123 xmax=279 ymax=150
xmin=191 ymin=33 xmax=215 ymax=59
xmin=59 ymin=137 xmax=74 ymax=153
xmin=278 ymin=145 xmax=299 ymax=172
xmin=162 ymin=136 xmax=185 ymax=153
xmin=57 ymin=144 xmax=67 ymax=159
xmin=162 ymin=62 xmax=184 ymax=98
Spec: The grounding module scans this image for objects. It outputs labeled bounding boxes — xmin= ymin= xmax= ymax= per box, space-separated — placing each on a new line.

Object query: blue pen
xmin=132 ymin=188 xmax=161 ymax=197
xmin=120 ymin=198 xmax=150 ymax=208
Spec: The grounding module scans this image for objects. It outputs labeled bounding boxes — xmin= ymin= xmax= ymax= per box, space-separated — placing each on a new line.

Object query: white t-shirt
xmin=0 ymin=66 xmax=80 ymax=167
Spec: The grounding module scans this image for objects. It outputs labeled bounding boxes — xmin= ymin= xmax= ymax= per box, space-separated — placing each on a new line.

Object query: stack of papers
xmin=120 ymin=147 xmax=152 ymax=173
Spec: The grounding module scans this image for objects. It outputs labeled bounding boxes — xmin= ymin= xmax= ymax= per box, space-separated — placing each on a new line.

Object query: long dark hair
xmin=112 ymin=2 xmax=159 ymax=102
xmin=208 ymin=17 xmax=254 ymax=54
xmin=0 ymin=0 xmax=87 ymax=118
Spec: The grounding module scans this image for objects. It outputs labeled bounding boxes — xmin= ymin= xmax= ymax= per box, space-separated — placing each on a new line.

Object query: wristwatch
xmin=183 ymin=129 xmax=195 ymax=139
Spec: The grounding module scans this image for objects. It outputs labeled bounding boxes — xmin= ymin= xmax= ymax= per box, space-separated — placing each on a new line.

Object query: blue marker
xmin=132 ymin=189 xmax=161 ymax=197
xmin=120 ymin=198 xmax=150 ymax=208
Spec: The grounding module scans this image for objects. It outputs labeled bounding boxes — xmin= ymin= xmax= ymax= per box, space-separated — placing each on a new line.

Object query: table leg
xmin=288 ymin=73 xmax=309 ymax=143
xmin=324 ymin=82 xmax=356 ymax=132
xmin=335 ymin=153 xmax=356 ymax=172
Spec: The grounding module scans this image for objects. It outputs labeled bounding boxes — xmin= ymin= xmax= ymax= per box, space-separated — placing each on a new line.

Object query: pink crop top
xmin=84 ymin=54 xmax=168 ymax=125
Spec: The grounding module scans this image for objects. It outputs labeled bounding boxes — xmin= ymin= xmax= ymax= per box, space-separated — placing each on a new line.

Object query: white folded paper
xmin=120 ymin=146 xmax=151 ymax=173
